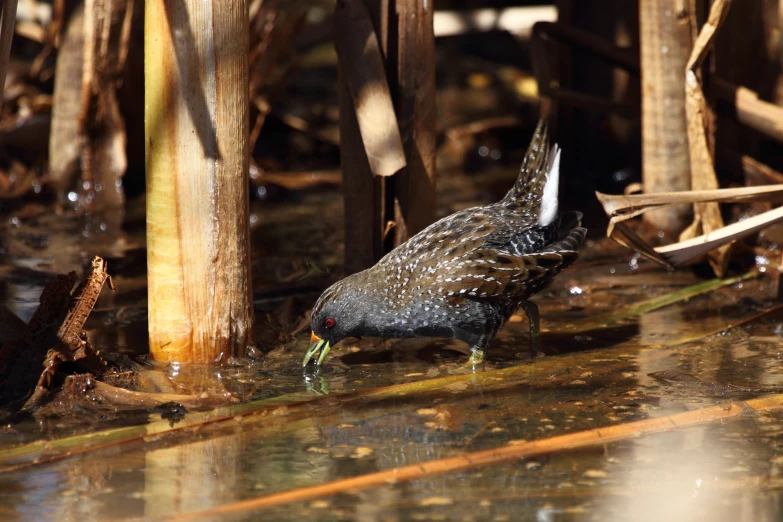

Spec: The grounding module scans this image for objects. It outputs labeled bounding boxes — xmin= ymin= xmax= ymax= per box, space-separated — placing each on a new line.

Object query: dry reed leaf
xmin=597 ymin=186 xmax=783 ymax=216
xmin=22 ymin=257 xmax=114 ymax=410
xmin=333 ymin=0 xmax=406 ymax=178
xmin=682 ymin=0 xmax=733 ymax=276
xmin=597 ymin=185 xmax=783 ymax=268
xmin=658 ymin=206 xmax=783 ymax=265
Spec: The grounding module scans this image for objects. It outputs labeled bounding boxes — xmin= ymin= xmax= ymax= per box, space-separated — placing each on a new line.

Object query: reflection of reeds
xmin=0 ymin=271 xmax=763 ymax=474
xmin=144 ymin=433 xmax=242 ymax=518
xmin=562 ymin=269 xmax=757 ymax=333
xmin=167 ymin=392 xmax=783 ymax=519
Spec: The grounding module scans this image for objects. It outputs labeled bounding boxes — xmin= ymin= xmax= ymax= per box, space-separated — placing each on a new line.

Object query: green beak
xmin=303 ymin=332 xmax=332 ymax=366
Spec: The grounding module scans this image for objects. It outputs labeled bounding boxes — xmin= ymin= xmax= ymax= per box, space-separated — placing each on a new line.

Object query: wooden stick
xmin=48 ymin=3 xmax=85 ymax=194
xmin=337 ymin=0 xmax=437 ymax=273
xmin=714 ymin=78 xmax=783 ymax=143
xmin=392 ymin=0 xmax=437 ymax=243
xmin=336 ymin=0 xmax=390 ymax=274
xmin=0 ymin=0 xmax=18 ymax=114
xmin=145 ymin=0 xmax=255 ymax=362
xmin=740 ymin=155 xmax=783 ymax=185
xmin=167 ymin=393 xmax=783 ymax=520
xmin=639 ymin=0 xmax=693 ymax=234
xmin=333 ymin=0 xmax=405 ymax=179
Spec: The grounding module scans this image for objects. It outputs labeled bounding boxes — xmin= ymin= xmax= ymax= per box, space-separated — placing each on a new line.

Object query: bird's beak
xmin=303 ymin=331 xmax=331 ymax=366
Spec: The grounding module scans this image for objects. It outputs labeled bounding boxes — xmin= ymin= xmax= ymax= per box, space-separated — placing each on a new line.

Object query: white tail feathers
xmin=537 ymin=145 xmax=561 ymax=226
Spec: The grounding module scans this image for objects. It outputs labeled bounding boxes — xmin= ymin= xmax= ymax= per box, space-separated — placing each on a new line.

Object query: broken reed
xmin=145 ymin=0 xmax=255 ymax=362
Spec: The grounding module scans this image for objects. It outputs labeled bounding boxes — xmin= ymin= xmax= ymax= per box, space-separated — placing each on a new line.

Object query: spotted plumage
xmin=304 ymin=120 xmax=586 ymax=366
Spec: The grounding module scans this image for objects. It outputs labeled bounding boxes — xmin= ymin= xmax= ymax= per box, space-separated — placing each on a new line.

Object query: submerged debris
xmin=648 ymin=370 xmax=763 ymax=399
xmin=0 ymin=257 xmax=114 ymax=413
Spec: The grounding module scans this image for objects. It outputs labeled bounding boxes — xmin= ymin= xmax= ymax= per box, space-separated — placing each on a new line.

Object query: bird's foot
xmin=529 ymin=331 xmax=544 ymax=357
xmin=465 ymin=348 xmax=485 ymax=368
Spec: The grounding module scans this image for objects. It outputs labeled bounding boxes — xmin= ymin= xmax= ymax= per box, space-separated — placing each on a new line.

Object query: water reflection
xmin=597 ymin=424 xmax=781 ymax=522
xmin=143 ymin=434 xmax=243 ymax=518
xmin=4 ymin=210 xmax=783 ymax=520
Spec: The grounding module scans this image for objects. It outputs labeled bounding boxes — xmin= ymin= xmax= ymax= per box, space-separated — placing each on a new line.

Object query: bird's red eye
xmin=324 ymin=318 xmax=335 ymax=328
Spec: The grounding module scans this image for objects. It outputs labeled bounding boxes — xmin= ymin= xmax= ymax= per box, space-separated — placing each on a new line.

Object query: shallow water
xmin=2 ymin=178 xmax=783 ymax=521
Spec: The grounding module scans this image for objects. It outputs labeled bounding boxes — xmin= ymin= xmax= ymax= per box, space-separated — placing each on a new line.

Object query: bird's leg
xmin=519 ymin=300 xmax=542 ymax=356
xmin=465 ymin=309 xmax=504 ymax=367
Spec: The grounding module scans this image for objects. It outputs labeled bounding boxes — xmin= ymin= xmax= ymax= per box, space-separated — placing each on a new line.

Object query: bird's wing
xmin=381 ymin=209 xmax=583 ymax=306
xmin=432 ymin=248 xmax=576 ymax=303
xmin=383 ymin=208 xmax=496 ymax=270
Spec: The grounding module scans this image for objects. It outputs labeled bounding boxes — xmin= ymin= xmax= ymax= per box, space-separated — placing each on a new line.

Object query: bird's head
xmin=303 ymin=274 xmax=370 ymax=366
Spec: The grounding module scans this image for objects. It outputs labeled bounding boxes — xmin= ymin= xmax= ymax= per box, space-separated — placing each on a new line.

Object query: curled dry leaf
xmin=596 ymin=185 xmax=783 ymax=268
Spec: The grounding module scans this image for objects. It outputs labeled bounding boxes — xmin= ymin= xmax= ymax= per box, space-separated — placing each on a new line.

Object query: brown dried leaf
xmin=0 ymin=272 xmax=76 ymax=406
xmin=596 ymin=185 xmax=783 ymax=216
xmin=79 ymin=0 xmax=133 ymax=211
xmin=20 ymin=257 xmax=114 ymax=411
xmin=58 ymin=257 xmax=113 ymax=352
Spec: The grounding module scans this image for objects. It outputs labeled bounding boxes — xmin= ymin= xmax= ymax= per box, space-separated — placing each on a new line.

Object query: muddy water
xmin=2 ymin=179 xmax=783 ymax=521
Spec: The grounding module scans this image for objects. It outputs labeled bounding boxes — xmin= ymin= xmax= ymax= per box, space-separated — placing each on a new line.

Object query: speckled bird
xmin=304 ymin=120 xmax=586 ymax=366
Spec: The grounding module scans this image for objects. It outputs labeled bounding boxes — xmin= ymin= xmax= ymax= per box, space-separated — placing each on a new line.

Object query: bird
xmin=304 ymin=119 xmax=586 ymax=367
